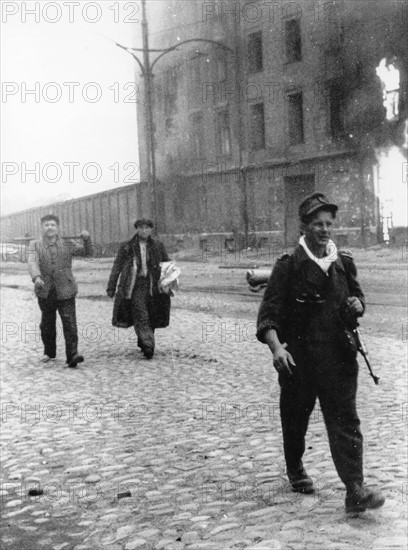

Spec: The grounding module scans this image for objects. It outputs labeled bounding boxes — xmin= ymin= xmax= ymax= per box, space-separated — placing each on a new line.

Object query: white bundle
xmin=159 ymin=261 xmax=181 ymax=295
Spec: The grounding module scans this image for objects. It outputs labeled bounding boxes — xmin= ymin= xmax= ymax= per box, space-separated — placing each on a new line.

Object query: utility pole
xmin=116 ymin=5 xmax=232 ymax=236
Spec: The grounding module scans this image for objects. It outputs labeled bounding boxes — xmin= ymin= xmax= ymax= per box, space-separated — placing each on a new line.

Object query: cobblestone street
xmin=1 ymin=258 xmax=407 ymax=550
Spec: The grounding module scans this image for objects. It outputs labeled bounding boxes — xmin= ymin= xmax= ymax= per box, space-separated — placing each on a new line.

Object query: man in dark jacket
xmin=28 ymin=214 xmax=93 ymax=368
xmin=256 ymin=193 xmax=384 ymax=514
xmin=106 ymin=219 xmax=170 ymax=359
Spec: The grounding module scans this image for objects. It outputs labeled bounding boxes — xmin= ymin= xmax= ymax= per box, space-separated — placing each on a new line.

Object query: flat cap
xmin=41 ymin=214 xmax=60 ymax=225
xmin=298 ymin=193 xmax=338 ymax=221
xmin=134 ymin=218 xmax=154 ymax=228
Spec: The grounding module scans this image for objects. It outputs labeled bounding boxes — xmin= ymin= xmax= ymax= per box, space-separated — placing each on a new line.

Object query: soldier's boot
xmin=345 ymin=482 xmax=385 ymax=514
xmin=287 ymin=465 xmax=314 ymax=494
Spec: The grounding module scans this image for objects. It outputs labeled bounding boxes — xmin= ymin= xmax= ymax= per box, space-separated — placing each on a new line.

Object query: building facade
xmin=136 ymin=0 xmax=407 ymax=247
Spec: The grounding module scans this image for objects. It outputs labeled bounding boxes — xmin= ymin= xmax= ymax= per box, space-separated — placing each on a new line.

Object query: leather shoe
xmin=41 ymin=355 xmax=55 ymax=363
xmin=67 ymin=354 xmax=84 ymax=368
xmin=287 ymin=466 xmax=314 ymax=494
xmin=143 ymin=348 xmax=154 ymax=359
xmin=345 ymin=483 xmax=385 ymax=513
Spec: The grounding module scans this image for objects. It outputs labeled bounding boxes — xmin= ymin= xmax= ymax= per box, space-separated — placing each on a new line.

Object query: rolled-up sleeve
xmin=70 ymin=237 xmax=93 ymax=258
xmin=256 ymin=256 xmax=291 ymax=344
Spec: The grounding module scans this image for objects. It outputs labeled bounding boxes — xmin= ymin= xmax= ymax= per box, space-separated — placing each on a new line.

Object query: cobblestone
xmin=1 ymin=262 xmax=407 ymax=550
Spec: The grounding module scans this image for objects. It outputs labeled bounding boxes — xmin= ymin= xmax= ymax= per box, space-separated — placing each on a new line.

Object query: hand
xmin=272 ymin=343 xmax=296 ymax=377
xmin=80 ymin=230 xmax=90 ymax=238
xmin=346 ymin=297 xmax=363 ymax=317
xmin=34 ymin=277 xmax=45 ymax=292
xmin=106 ymin=290 xmax=115 ymax=299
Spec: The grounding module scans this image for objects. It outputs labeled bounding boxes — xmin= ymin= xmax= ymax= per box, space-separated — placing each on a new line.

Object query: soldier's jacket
xmin=28 ymin=236 xmax=93 ymax=300
xmin=256 ymin=245 xmax=365 ymax=344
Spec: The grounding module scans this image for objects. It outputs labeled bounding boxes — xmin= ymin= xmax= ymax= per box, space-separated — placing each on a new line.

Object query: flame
xmin=376 ymin=146 xmax=407 ymax=233
xmin=376 ymin=57 xmax=400 ymax=121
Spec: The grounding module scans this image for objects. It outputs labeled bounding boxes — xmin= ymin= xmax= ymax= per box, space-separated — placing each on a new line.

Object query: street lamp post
xmin=140 ymin=0 xmax=158 ymax=230
xmin=116 ymin=0 xmax=232 ymax=233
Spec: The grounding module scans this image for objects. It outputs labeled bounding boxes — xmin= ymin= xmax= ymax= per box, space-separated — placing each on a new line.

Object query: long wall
xmin=1 ymin=153 xmax=380 ymax=256
xmin=0 ymin=182 xmax=150 ymax=253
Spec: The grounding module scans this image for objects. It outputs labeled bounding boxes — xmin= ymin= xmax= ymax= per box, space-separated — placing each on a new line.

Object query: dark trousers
xmin=279 ymin=340 xmax=363 ymax=486
xmin=130 ymin=277 xmax=155 ymax=353
xmin=38 ymin=287 xmax=78 ymax=361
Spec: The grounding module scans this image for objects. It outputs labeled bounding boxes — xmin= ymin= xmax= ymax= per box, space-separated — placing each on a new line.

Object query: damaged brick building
xmin=137 ymin=0 xmax=407 ymax=248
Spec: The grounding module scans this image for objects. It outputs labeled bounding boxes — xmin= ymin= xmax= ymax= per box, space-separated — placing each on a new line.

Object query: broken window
xmin=249 ymin=103 xmax=265 ymax=150
xmin=285 ymin=19 xmax=302 ymax=63
xmin=287 ymin=91 xmax=304 ymax=144
xmin=189 ymin=112 xmax=204 ymax=157
xmin=329 ymin=83 xmax=345 ymax=138
xmin=216 ymin=109 xmax=231 ymax=156
xmin=247 ymin=31 xmax=263 ymax=73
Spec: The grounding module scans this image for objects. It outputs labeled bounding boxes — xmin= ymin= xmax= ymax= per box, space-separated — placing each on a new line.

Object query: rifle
xmin=340 ymin=300 xmax=380 ymax=385
xmin=351 ymin=323 xmax=380 ymax=385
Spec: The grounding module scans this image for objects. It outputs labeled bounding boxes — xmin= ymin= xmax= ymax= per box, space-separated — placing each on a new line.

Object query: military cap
xmin=298 ymin=193 xmax=338 ymax=222
xmin=41 ymin=214 xmax=60 ymax=225
xmin=134 ymin=218 xmax=154 ymax=228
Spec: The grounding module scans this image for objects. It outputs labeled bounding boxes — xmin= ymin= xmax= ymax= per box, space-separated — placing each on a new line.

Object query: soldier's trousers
xmin=38 ymin=287 xmax=78 ymax=362
xmin=130 ymin=277 xmax=155 ymax=354
xmin=279 ymin=339 xmax=363 ymax=486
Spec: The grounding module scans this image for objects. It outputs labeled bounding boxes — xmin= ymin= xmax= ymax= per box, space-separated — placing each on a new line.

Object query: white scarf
xmin=299 ymin=235 xmax=338 ymax=275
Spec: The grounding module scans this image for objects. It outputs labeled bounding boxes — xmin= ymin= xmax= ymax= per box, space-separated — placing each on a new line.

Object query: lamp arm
xmin=115 ymin=42 xmax=146 ymax=76
xmin=150 ymin=38 xmax=233 ymax=71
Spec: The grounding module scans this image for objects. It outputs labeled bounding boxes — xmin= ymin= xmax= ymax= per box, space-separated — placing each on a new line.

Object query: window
xmin=216 ymin=50 xmax=227 ymax=83
xmin=173 ymin=196 xmax=184 ymax=219
xmin=287 ymin=92 xmax=304 ymax=144
xmin=216 ymin=110 xmax=231 ymax=156
xmin=174 ymin=181 xmax=184 ymax=219
xmin=285 ymin=19 xmax=302 ymax=62
xmin=189 ymin=112 xmax=204 ymax=157
xmin=247 ymin=31 xmax=263 ymax=73
xmin=165 ymin=117 xmax=174 ymax=137
xmin=164 ymin=67 xmax=179 ymax=117
xmin=189 ymin=54 xmax=209 ymax=108
xmin=249 ymin=103 xmax=265 ymax=150
xmin=329 ymin=83 xmax=345 ymax=137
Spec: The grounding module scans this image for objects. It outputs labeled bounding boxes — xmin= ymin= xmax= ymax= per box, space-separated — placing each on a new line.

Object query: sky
xmin=1 ymin=1 xmax=142 ymax=215
xmin=1 ymin=1 xmax=407 ymax=228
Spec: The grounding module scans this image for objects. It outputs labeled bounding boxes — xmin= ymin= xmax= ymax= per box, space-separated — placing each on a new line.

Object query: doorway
xmin=284 ymin=174 xmax=315 ymax=246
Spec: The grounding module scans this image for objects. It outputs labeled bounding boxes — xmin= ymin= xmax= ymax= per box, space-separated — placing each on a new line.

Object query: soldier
xmin=256 ymin=193 xmax=384 ymax=514
xmin=28 ymin=214 xmax=93 ymax=368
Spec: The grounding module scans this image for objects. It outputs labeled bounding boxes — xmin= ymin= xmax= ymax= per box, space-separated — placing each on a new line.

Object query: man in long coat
xmin=28 ymin=214 xmax=93 ymax=368
xmin=106 ymin=219 xmax=170 ymax=359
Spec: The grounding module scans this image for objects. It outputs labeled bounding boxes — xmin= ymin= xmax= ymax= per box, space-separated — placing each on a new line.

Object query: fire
xmin=375 ymin=146 xmax=407 ymax=240
xmin=376 ymin=57 xmax=400 ymax=122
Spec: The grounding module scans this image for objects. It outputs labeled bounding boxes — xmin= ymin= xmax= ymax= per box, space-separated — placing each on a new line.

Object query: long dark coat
xmin=107 ymin=235 xmax=170 ymax=329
